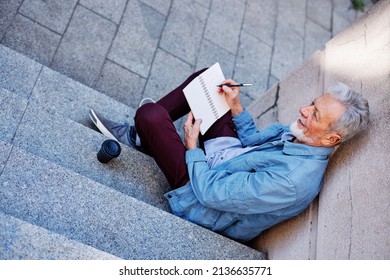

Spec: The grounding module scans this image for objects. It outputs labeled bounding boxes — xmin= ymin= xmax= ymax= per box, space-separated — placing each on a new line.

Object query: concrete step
xmin=0 ymin=142 xmax=265 ymax=260
xmin=0 ymin=44 xmax=266 ymax=259
xmin=0 ymin=43 xmax=136 ymax=132
xmin=0 ymin=42 xmax=193 ymax=212
xmin=0 ymin=212 xmax=121 ymax=260
xmin=0 ymin=42 xmax=188 ymax=140
xmin=1 ymin=88 xmax=170 ymax=211
xmin=30 ymin=65 xmax=137 ymax=131
xmin=0 ymin=87 xmax=28 ymax=143
xmin=1 ymin=44 xmax=170 ymax=209
xmin=0 ymin=44 xmax=42 ymax=100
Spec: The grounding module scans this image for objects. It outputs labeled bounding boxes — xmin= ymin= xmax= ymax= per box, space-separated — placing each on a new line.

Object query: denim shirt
xmin=164 ymin=110 xmax=334 ymax=242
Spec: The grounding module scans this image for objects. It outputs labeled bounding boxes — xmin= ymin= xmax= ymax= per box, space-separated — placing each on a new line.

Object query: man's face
xmin=290 ymin=93 xmax=346 ymax=147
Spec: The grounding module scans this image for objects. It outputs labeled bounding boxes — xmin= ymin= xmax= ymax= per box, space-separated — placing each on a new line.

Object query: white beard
xmin=289 ymin=121 xmax=316 ymax=144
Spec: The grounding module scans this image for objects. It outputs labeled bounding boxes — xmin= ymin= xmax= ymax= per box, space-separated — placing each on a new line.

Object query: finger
xmin=218 ymin=79 xmax=237 ymax=93
xmin=192 ymin=119 xmax=202 ymax=134
xmin=222 ymin=85 xmax=235 ymax=94
xmin=194 ymin=118 xmax=202 ymax=127
xmin=185 ymin=112 xmax=194 ymax=125
xmin=221 ymin=79 xmax=236 ymax=85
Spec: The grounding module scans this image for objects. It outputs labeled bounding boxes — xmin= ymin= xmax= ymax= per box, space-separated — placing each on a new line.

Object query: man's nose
xmin=300 ymin=106 xmax=309 ymax=117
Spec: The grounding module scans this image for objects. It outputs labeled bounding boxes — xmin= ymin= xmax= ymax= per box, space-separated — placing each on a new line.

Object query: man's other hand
xmin=184 ymin=112 xmax=201 ymax=150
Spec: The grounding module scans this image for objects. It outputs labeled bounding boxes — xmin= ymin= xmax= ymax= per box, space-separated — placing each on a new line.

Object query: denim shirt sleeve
xmin=232 ymin=110 xmax=259 ymax=146
xmin=233 ymin=110 xmax=286 ymax=147
xmin=185 ymin=148 xmax=296 ymax=215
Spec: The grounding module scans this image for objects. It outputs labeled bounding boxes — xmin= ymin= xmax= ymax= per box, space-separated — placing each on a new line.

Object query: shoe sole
xmin=89 ymin=109 xmax=118 ymax=141
xmin=138 ymin=97 xmax=155 ymax=108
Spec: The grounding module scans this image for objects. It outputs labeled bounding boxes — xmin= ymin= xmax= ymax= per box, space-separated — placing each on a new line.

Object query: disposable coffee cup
xmin=97 ymin=139 xmax=121 ymax=163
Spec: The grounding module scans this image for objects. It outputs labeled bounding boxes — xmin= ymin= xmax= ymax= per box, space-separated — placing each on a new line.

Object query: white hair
xmin=327 ymin=82 xmax=370 ymax=142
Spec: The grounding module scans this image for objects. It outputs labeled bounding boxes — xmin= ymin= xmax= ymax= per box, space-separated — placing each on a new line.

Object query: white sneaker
xmin=139 ymin=97 xmax=156 ymax=108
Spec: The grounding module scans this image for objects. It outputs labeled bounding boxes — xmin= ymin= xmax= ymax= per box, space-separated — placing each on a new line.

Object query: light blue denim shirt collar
xmin=281 ymin=132 xmax=335 ymax=157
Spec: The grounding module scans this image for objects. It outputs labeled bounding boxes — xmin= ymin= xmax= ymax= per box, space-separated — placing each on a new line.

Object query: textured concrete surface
xmin=0 ymin=0 xmax=382 ymax=260
xmin=249 ymin=50 xmax=325 ymax=260
xmin=0 ymin=212 xmax=121 ymax=260
xmin=0 ymin=146 xmax=265 ymax=260
xmin=318 ymin=0 xmax=390 ymax=259
xmin=0 ymin=44 xmax=41 ymax=99
xmin=248 ymin=0 xmax=389 ymax=260
xmin=30 ymin=66 xmax=136 ymax=128
xmin=0 ymin=0 xmax=370 ymax=108
xmin=0 ymin=43 xmax=265 ymax=259
xmin=0 ymin=141 xmax=12 ymax=173
xmin=0 ymin=88 xmax=28 ymax=143
xmin=12 ymin=102 xmax=171 ymax=210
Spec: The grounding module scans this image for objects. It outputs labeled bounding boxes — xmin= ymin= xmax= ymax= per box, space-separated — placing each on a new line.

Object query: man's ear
xmin=321 ymin=133 xmax=342 ymax=147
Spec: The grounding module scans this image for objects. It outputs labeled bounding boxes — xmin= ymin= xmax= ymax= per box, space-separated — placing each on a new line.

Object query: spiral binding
xmin=198 ymin=75 xmax=219 ymax=119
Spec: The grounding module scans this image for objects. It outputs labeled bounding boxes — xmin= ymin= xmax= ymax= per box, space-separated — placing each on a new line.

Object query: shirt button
xmin=167 ymin=194 xmax=172 ymax=198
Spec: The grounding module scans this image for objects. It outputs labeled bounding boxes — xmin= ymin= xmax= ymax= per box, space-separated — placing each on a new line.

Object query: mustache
xmin=289 ymin=121 xmax=315 ymax=144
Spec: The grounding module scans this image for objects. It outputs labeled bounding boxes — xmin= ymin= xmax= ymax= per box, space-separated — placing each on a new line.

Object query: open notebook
xmin=183 ymin=63 xmax=230 ymax=135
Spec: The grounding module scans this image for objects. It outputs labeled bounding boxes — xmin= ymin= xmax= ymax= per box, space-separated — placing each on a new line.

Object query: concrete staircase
xmin=0 ymin=44 xmax=265 ymax=260
xmin=2 ymin=0 xmax=388 ymax=260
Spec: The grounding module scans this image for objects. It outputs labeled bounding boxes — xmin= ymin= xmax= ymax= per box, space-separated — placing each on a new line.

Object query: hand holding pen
xmin=217 ymin=79 xmax=245 ymax=116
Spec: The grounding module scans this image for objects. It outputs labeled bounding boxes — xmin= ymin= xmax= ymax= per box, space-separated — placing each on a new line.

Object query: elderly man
xmin=90 ymin=69 xmax=369 ymax=242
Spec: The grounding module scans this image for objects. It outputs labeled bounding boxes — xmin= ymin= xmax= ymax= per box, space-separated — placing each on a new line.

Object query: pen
xmin=217 ymin=83 xmax=252 ymax=88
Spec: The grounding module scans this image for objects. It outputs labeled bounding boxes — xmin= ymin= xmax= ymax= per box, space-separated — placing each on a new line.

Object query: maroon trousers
xmin=134 ymin=69 xmax=237 ymax=189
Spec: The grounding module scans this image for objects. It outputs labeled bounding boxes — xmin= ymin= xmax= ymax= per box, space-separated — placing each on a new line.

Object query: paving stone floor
xmin=0 ymin=0 xmax=373 ymax=109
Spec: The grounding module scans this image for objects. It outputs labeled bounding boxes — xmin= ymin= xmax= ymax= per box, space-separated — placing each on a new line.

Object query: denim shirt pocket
xmin=213 ymin=212 xmax=241 ymax=232
xmin=165 ymin=184 xmax=220 ymax=229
